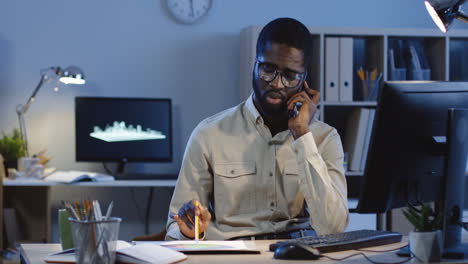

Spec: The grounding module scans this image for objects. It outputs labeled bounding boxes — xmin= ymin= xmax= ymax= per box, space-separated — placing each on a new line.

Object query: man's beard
xmin=253 ymin=82 xmax=288 ymax=116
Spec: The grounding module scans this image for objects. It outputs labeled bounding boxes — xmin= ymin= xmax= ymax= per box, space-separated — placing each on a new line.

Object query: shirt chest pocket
xmin=213 ymin=162 xmax=257 ymax=215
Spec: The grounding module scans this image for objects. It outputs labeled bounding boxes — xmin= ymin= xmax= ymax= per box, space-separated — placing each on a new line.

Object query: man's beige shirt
xmin=166 ymin=95 xmax=348 ymax=240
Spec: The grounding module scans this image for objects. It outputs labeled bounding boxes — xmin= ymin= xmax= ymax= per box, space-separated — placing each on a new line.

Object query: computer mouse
xmin=273 ymin=242 xmax=321 ymax=260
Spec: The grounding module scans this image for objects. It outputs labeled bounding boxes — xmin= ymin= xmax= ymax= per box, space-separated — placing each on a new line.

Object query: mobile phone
xmin=288 ymin=102 xmax=303 ymax=118
xmin=288 ymin=85 xmax=304 ymax=118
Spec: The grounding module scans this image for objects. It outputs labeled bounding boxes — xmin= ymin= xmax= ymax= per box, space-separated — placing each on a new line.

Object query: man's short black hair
xmin=256 ymin=17 xmax=312 ymax=68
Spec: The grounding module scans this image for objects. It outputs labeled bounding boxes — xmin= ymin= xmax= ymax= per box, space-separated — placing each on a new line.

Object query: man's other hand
xmin=171 ymin=199 xmax=211 ymax=239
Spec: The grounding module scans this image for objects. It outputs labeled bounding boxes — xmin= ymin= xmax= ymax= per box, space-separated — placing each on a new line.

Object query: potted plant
xmin=403 ymin=203 xmax=443 ymax=263
xmin=0 ymin=129 xmax=26 ymax=175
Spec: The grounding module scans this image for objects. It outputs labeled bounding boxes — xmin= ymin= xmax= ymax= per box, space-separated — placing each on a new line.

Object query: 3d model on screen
xmin=90 ymin=121 xmax=166 ymax=142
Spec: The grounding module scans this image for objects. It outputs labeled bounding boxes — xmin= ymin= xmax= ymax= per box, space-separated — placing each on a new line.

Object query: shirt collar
xmin=244 ymin=93 xmax=291 ymax=142
xmin=245 ymin=93 xmax=263 ymax=124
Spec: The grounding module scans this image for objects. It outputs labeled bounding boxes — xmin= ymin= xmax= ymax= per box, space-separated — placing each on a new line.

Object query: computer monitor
xmin=356 ymin=81 xmax=468 ymax=258
xmin=75 ymin=97 xmax=172 ymax=171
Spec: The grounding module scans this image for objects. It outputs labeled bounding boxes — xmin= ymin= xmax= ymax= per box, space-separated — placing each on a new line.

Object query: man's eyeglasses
xmin=256 ymin=60 xmax=307 ymax=90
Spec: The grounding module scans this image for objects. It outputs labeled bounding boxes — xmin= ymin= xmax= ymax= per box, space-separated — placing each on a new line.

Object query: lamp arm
xmin=16 ymin=109 xmax=29 ymax=157
xmin=18 ymin=74 xmax=47 ymax=115
xmin=457 ymin=9 xmax=468 ymax=22
xmin=15 ymin=73 xmax=47 ymax=157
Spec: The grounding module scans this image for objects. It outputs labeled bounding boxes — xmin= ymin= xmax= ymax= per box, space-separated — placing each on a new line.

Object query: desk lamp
xmin=16 ymin=66 xmax=86 ymax=156
xmin=425 ymin=0 xmax=468 ymax=32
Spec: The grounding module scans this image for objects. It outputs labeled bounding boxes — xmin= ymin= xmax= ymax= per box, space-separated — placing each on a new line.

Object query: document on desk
xmin=44 ymin=240 xmax=187 ymax=264
xmin=43 ymin=170 xmax=115 ymax=183
xmin=135 ymin=240 xmax=260 ymax=254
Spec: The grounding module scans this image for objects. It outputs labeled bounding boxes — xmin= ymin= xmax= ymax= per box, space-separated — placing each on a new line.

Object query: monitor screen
xmin=75 ymin=97 xmax=172 ymax=163
xmin=357 ymin=81 xmax=468 ymax=214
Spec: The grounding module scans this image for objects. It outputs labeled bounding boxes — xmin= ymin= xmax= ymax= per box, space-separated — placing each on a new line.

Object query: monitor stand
xmin=440 ymin=108 xmax=468 ymax=258
xmin=397 ymin=109 xmax=468 ymax=259
xmin=113 ymin=159 xmax=177 ymax=180
xmin=117 ymin=158 xmax=128 ymax=174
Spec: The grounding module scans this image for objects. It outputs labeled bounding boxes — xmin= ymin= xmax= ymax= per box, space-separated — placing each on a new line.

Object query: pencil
xmin=194 ymin=201 xmax=199 ymax=242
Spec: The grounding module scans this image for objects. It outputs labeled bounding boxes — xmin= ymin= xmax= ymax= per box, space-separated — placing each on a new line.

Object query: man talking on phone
xmin=166 ymin=17 xmax=348 ymax=240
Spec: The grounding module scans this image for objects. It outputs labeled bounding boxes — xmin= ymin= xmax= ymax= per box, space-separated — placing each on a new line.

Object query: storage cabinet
xmin=240 ymin=26 xmax=468 ymax=233
xmin=240 ymin=26 xmax=468 ymax=179
xmin=450 ymin=38 xmax=468 ymax=81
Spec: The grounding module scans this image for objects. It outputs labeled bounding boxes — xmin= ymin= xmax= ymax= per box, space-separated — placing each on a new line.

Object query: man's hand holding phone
xmin=171 ymin=199 xmax=211 ymax=239
xmin=287 ymin=81 xmax=320 ymax=140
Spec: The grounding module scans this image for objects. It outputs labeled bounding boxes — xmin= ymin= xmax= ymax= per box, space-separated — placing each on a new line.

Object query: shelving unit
xmin=240 ymin=26 xmax=468 ymax=181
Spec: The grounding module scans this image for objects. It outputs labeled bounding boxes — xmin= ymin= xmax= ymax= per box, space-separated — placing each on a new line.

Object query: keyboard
xmin=269 ymin=229 xmax=402 ymax=253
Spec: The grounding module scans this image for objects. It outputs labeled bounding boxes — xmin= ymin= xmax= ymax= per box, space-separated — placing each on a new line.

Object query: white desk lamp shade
xmin=59 ymin=66 xmax=86 ymax=85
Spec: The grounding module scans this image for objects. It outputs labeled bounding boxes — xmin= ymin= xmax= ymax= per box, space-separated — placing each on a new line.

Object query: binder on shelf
xmin=344 ymin=108 xmax=370 ymax=172
xmin=388 ymin=49 xmax=406 ymax=81
xmin=408 ymin=45 xmax=431 ymax=80
xmin=325 ymin=37 xmax=340 ymax=101
xmin=360 ymin=109 xmax=376 ymax=171
xmin=339 ymin=37 xmax=353 ymax=102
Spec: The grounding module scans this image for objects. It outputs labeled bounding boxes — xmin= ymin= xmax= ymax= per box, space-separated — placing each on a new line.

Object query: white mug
xmin=18 ymin=157 xmax=40 ymax=172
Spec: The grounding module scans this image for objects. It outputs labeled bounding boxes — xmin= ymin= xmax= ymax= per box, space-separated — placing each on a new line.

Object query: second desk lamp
xmin=16 ymin=66 xmax=86 ymax=157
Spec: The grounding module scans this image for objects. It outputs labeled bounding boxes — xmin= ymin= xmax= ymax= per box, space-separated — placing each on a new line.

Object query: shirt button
xmin=269 ymin=172 xmax=273 ymax=177
xmin=270 ymin=202 xmax=274 ymax=207
xmin=230 ymin=170 xmax=235 ymax=174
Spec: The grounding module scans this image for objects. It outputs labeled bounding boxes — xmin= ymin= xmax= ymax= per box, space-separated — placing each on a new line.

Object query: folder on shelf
xmin=345 ymin=108 xmax=371 ymax=172
xmin=339 ymin=37 xmax=354 ymax=102
xmin=325 ymin=37 xmax=340 ymax=101
xmin=388 ymin=49 xmax=406 ymax=81
xmin=408 ymin=45 xmax=431 ymax=80
xmin=360 ymin=109 xmax=376 ymax=171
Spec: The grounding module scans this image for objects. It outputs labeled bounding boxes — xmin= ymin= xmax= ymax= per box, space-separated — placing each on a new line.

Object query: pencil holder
xmin=409 ymin=68 xmax=431 ymax=80
xmin=388 ymin=68 xmax=406 ymax=81
xmin=58 ymin=209 xmax=73 ymax=250
xmin=70 ymin=217 xmax=121 ymax=264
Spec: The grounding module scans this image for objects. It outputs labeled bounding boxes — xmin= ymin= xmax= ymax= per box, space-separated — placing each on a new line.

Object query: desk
xmin=2 ymin=179 xmax=177 ymax=248
xmin=20 ymin=239 xmax=468 ymax=264
xmin=20 ymin=240 xmax=408 ymax=264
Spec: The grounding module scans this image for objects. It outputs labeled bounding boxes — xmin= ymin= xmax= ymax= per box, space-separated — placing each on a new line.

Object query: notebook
xmin=135 ymin=240 xmax=260 ymax=254
xmin=43 ymin=170 xmax=115 ymax=183
xmin=44 ymin=241 xmax=187 ymax=264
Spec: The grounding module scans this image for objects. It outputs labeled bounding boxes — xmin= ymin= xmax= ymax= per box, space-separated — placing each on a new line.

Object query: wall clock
xmin=165 ymin=0 xmax=213 ymax=24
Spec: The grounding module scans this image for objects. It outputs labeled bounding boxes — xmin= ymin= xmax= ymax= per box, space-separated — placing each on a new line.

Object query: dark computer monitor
xmin=75 ymin=97 xmax=172 ymax=169
xmin=356 ymin=81 xmax=468 ymax=258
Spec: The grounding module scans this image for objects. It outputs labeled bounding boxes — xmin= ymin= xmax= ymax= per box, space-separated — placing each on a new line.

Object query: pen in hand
xmin=194 ymin=201 xmax=200 ymax=243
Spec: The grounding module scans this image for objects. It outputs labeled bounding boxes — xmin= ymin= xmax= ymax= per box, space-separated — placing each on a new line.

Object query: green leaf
xmin=0 ymin=129 xmax=26 ymax=162
xmin=402 ymin=203 xmax=441 ymax=232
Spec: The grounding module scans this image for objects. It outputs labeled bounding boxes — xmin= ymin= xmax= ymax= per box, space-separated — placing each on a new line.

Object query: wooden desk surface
xmin=21 ymin=239 xmax=457 ymax=264
xmin=3 ymin=179 xmax=177 ymax=187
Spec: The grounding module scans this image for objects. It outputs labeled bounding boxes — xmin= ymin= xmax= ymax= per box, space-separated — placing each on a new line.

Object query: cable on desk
xmin=130 ymin=188 xmax=145 ymax=227
xmin=322 ymin=252 xmax=412 ymax=264
xmin=356 ymin=243 xmax=409 ymax=253
xmin=102 ymin=162 xmax=113 ymax=175
xmin=322 ymin=243 xmax=413 ymax=264
xmin=145 ymin=187 xmax=154 ymax=235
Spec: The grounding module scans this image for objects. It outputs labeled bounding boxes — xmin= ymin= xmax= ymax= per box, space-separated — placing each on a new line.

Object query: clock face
xmin=166 ymin=0 xmax=213 ymax=24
